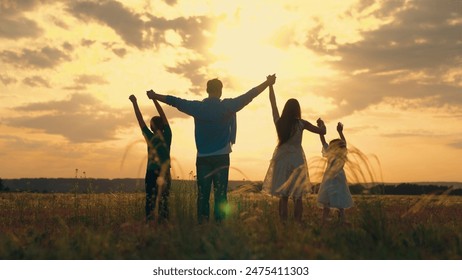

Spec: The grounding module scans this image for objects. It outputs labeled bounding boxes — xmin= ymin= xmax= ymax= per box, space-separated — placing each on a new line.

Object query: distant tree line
xmin=349 ymin=183 xmax=462 ymax=196
xmin=1 ymin=178 xmax=462 ymax=195
xmin=1 ymin=178 xmax=146 ymax=193
xmin=0 ymin=178 xmax=9 ymax=192
xmin=309 ymin=183 xmax=462 ymax=196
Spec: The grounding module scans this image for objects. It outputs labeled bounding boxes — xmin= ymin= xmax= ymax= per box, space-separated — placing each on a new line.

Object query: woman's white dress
xmin=317 ymin=143 xmax=353 ymax=209
xmin=263 ymin=120 xmax=311 ymax=198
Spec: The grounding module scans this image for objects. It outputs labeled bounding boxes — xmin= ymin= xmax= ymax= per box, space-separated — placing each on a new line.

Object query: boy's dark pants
xmin=145 ymin=169 xmax=171 ymax=222
xmin=196 ymin=154 xmax=230 ymax=223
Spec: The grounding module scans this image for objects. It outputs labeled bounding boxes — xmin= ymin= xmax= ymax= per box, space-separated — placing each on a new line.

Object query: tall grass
xmin=0 ymin=182 xmax=461 ymax=259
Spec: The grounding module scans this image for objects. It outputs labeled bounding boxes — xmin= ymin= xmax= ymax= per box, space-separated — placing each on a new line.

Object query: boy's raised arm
xmin=152 ymin=98 xmax=169 ymax=126
xmin=129 ymin=94 xmax=147 ymax=129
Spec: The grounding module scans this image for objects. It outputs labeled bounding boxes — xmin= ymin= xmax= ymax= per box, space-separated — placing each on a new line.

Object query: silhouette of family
xmin=129 ymin=74 xmax=354 ymax=225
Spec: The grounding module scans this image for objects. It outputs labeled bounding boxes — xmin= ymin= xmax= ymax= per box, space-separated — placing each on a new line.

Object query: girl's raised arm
xmin=337 ymin=122 xmax=346 ymax=145
xmin=269 ymin=84 xmax=280 ymax=124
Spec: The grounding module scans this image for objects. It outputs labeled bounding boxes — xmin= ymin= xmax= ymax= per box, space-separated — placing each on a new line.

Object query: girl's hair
xmin=150 ymin=116 xmax=165 ymax=133
xmin=327 ymin=139 xmax=347 ymax=159
xmin=276 ymin=98 xmax=301 ymax=146
xmin=329 ymin=139 xmax=346 ymax=149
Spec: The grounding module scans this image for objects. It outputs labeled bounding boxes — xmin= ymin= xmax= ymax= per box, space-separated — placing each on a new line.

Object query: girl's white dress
xmin=263 ymin=120 xmax=311 ymax=198
xmin=317 ymin=143 xmax=353 ymax=208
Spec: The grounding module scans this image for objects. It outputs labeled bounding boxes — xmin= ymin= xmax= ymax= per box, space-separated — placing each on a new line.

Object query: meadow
xmin=1 ymin=181 xmax=461 ymax=260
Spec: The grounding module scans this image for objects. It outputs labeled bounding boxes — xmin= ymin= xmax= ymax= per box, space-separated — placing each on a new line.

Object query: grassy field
xmin=1 ymin=181 xmax=461 ymax=259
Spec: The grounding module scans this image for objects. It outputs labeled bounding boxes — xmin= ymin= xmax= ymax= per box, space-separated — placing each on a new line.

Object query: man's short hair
xmin=206 ymin=79 xmax=223 ymax=95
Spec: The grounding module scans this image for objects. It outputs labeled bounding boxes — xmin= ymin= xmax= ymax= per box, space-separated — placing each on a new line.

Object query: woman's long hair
xmin=276 ymin=99 xmax=301 ymax=146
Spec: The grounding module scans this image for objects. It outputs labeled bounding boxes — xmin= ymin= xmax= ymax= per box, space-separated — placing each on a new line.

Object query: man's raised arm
xmin=227 ymin=74 xmax=277 ymax=112
xmin=147 ymin=89 xmax=202 ymax=117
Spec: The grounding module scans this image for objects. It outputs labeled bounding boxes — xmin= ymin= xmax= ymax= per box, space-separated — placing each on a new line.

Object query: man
xmin=147 ymin=74 xmax=276 ymax=223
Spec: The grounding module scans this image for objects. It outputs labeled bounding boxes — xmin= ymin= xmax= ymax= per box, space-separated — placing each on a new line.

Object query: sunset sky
xmin=1 ymin=0 xmax=461 ymax=183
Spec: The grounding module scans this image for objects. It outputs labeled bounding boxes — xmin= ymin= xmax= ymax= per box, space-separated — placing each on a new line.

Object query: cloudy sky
xmin=1 ymin=0 xmax=461 ymax=183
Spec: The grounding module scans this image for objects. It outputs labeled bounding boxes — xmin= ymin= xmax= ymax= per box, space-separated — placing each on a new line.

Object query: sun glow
xmin=208 ymin=2 xmax=340 ymax=93
xmin=209 ymin=8 xmax=287 ymax=81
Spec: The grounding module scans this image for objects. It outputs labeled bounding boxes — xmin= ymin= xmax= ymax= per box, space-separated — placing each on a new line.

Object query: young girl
xmin=262 ymin=83 xmax=326 ymax=222
xmin=316 ymin=120 xmax=353 ymax=225
xmin=129 ymin=93 xmax=172 ymax=223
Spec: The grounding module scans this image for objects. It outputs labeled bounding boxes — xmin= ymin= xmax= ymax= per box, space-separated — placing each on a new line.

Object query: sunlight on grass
xmin=1 ymin=182 xmax=461 ymax=259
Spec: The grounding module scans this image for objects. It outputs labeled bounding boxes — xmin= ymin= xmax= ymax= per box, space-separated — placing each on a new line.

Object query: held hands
xmin=129 ymin=94 xmax=137 ymax=103
xmin=146 ymin=89 xmax=156 ymax=100
xmin=266 ymin=74 xmax=276 ymax=86
xmin=316 ymin=118 xmax=325 ymax=127
xmin=317 ymin=118 xmax=327 ymax=135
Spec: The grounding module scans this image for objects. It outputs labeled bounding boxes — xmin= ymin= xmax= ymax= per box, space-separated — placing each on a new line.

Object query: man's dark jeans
xmin=196 ymin=154 xmax=230 ymax=223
